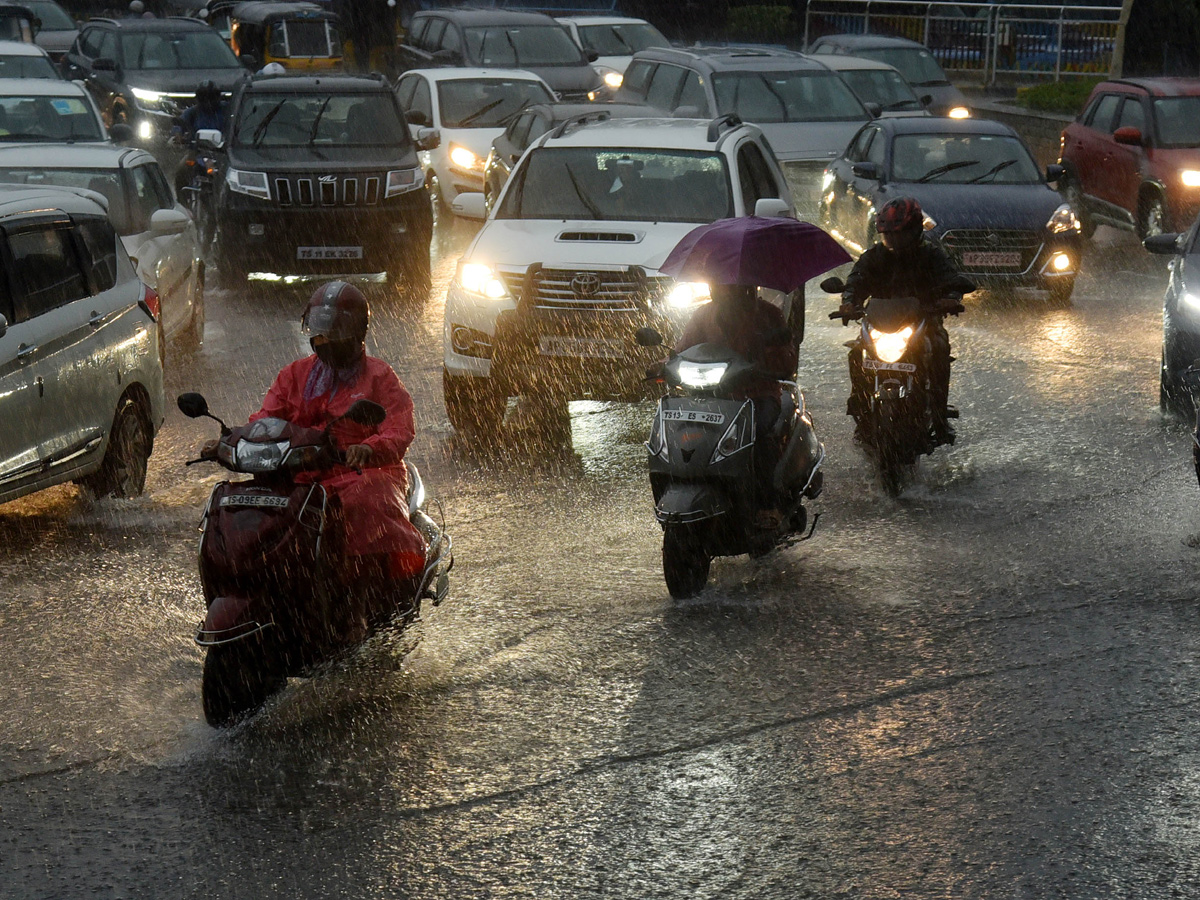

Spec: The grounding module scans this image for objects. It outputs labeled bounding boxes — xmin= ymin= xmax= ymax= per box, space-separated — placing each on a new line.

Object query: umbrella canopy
xmin=659 ymin=216 xmax=852 ymax=293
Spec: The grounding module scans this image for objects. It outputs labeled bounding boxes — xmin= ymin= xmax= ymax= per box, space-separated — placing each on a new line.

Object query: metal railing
xmin=804 ymin=1 xmax=1122 ymax=83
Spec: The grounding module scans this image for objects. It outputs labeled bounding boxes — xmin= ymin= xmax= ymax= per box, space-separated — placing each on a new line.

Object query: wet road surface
xmin=4 ymin=216 xmax=1200 ymax=899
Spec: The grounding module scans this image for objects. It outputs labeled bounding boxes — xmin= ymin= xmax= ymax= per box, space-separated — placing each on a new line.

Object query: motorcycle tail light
xmin=139 ymin=283 xmax=161 ymax=322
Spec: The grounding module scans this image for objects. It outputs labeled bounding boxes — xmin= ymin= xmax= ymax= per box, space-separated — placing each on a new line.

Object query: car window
xmin=408 ymin=78 xmax=432 ymax=125
xmin=234 ymin=91 xmax=410 ymax=148
xmin=77 ymin=27 xmax=102 ymax=58
xmin=842 ymin=68 xmax=921 ymax=111
xmin=866 ymin=127 xmax=886 ymax=165
xmin=0 ymin=53 xmax=58 ymax=79
xmin=395 ymin=74 xmax=418 ymax=109
xmin=1085 ymin=94 xmax=1120 ymax=134
xmin=440 ymin=23 xmax=462 ymax=54
xmin=621 ymin=60 xmax=653 ymax=99
xmin=0 ymin=166 xmax=131 ymax=233
xmin=406 ymin=16 xmax=428 ymax=47
xmin=129 ymin=164 xmax=169 ymax=231
xmin=890 ymin=132 xmax=1042 ymax=184
xmin=118 ymin=30 xmax=241 ymax=70
xmin=712 ymin=71 xmax=868 ymax=123
xmin=677 ymin=70 xmax=707 ymax=114
xmin=846 ymin=124 xmax=873 ymax=162
xmin=437 ymin=78 xmax=555 ymax=128
xmin=465 ymin=25 xmax=584 ymax=67
xmin=737 ymin=140 xmax=779 ymax=208
xmin=0 ymin=94 xmax=103 ymax=141
xmin=75 ymin=215 xmax=119 ymax=294
xmin=96 ymin=30 xmax=117 ymax=62
xmin=644 ymin=63 xmax=685 ymax=110
xmin=421 ymin=18 xmax=446 ymax=51
xmin=6 ymin=222 xmax=88 ymax=322
xmin=577 ymin=22 xmax=668 ymax=55
xmin=25 ymin=1 xmax=75 ymax=31
xmin=505 ymin=111 xmax=533 ymax=149
xmin=1116 ymin=97 xmax=1146 ymax=135
xmin=525 ymin=113 xmax=550 ymax=147
xmin=1153 ymin=96 xmax=1200 ymax=148
xmin=860 ymin=47 xmax=947 ymax=87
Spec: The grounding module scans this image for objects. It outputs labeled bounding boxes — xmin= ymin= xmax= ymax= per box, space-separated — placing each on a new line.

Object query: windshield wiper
xmin=609 ymin=26 xmax=631 ymax=52
xmin=883 ymin=99 xmax=920 ymax=110
xmin=564 ymin=162 xmax=602 ymax=220
xmin=250 ymin=99 xmax=286 ymax=148
xmin=459 ymin=97 xmax=505 ymax=127
xmin=967 ymin=159 xmax=1018 ymax=183
xmin=504 ymin=29 xmax=521 ymax=66
xmin=916 ymin=159 xmax=979 ymax=183
xmin=306 ymin=96 xmax=330 ymax=146
xmin=757 ymin=75 xmax=790 ymax=121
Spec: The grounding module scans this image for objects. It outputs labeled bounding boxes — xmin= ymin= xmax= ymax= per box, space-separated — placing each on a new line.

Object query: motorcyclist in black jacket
xmin=837 ymin=196 xmax=967 ymax=444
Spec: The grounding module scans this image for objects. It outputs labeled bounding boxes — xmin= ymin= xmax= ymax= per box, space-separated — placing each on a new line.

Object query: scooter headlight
xmin=676 ymin=360 xmax=728 ymax=388
xmin=235 ymin=439 xmax=290 ymax=472
xmin=869 ymin=326 xmax=914 ymax=364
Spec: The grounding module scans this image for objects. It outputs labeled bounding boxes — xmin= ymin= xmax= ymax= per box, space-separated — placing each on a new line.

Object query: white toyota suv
xmin=442 ymin=112 xmax=796 ymax=433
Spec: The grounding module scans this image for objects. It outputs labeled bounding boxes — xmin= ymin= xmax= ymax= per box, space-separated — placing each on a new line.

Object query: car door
xmin=0 ymin=242 xmax=42 ymax=487
xmin=642 ymin=62 xmax=686 ymax=113
xmin=845 ymin=124 xmax=886 ymax=245
xmin=824 ymin=123 xmax=873 ymax=236
xmin=1066 ymin=92 xmax=1120 ymax=207
xmin=1104 ymin=93 xmax=1149 ymax=215
xmin=735 ymin=138 xmax=785 ymax=216
xmin=124 ymin=161 xmax=193 ymax=340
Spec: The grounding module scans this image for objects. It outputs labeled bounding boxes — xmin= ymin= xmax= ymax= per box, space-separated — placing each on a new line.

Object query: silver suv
xmin=0 ymin=185 xmax=164 ymax=504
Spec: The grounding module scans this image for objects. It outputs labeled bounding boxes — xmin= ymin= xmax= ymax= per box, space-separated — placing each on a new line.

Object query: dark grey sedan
xmin=820 ymin=116 xmax=1082 ymax=302
xmin=1146 ymin=222 xmax=1200 ymax=414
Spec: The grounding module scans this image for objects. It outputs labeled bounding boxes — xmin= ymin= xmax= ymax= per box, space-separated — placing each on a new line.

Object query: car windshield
xmin=269 ymin=19 xmax=340 ymax=58
xmin=0 ymin=53 xmax=59 ymax=78
xmin=119 ymin=30 xmax=242 ymax=70
xmin=0 ymin=94 xmax=102 ymax=140
xmin=1154 ymin=97 xmax=1200 ymax=148
xmin=465 ymin=25 xmax=585 ymax=67
xmin=0 ymin=166 xmax=130 ymax=231
xmin=438 ymin=78 xmax=554 ymax=128
xmin=840 ymin=68 xmax=922 ymax=111
xmin=24 ymin=0 xmax=74 ymax=30
xmin=577 ymin=22 xmax=668 ymax=55
xmin=712 ymin=71 xmax=868 ymax=123
xmin=890 ymin=133 xmax=1042 ymax=184
xmin=234 ymin=92 xmax=408 ymax=148
xmin=859 ymin=47 xmax=948 ymax=86
xmin=499 ymin=147 xmax=732 ymax=222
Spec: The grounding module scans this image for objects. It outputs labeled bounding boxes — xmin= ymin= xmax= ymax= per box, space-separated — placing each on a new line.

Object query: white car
xmin=558 ymin=16 xmax=671 ymax=91
xmin=395 ymin=67 xmax=556 ymax=218
xmin=442 ymin=114 xmax=797 ymax=433
xmin=0 ymin=78 xmax=113 ymax=144
xmin=0 ymin=144 xmax=204 ymax=347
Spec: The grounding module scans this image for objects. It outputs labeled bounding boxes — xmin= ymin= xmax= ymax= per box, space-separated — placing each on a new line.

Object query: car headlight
xmin=1047 ymin=203 xmax=1080 ymax=233
xmin=130 ymin=86 xmax=167 ymax=111
xmin=665 ymin=281 xmax=711 ymax=308
xmin=947 ymin=106 xmax=970 ymax=119
xmin=1183 ymin=291 xmax=1200 ymax=313
xmin=676 ymin=359 xmax=727 ymax=388
xmin=385 ymin=168 xmax=422 ymax=197
xmin=235 ymin=439 xmax=289 ymax=473
xmin=1182 ymin=170 xmax=1200 ymax=188
xmin=457 ymin=262 xmax=508 ymax=299
xmin=226 ymin=167 xmax=270 ymax=201
xmin=870 ymin=326 xmax=913 ymax=364
xmin=601 ymin=69 xmax=623 ymax=89
xmin=449 ymin=143 xmax=483 ymax=172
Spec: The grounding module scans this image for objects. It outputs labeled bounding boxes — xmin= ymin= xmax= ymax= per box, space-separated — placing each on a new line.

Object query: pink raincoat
xmin=251 ymin=354 xmax=426 ymax=578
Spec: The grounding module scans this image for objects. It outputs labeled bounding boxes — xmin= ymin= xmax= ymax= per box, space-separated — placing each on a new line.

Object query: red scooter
xmin=178 ymin=392 xmax=452 ymax=727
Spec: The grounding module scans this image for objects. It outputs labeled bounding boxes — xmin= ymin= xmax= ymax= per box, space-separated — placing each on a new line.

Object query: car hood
xmin=440 ymin=125 xmax=505 ymax=159
xmin=34 ymin=30 xmax=75 ymax=55
xmin=126 ymin=68 xmax=247 ymax=94
xmin=915 ymin=83 xmax=970 ymax=115
xmin=889 ymin=181 xmax=1064 ymax=230
xmin=759 ymin=120 xmax=867 ymax=162
xmin=228 ymin=145 xmax=420 ymax=171
xmin=521 ymin=63 xmax=601 ymax=95
xmin=467 ymin=217 xmax=702 ymax=271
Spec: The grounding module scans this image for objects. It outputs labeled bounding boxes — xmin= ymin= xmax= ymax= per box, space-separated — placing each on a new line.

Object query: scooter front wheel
xmin=202 ymin=644 xmax=285 ymax=727
xmin=662 ymin=524 xmax=711 ymax=600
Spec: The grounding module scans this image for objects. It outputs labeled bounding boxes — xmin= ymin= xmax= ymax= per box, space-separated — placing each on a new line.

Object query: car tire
xmin=79 ymin=396 xmax=152 ymax=499
xmin=1138 ymin=192 xmax=1169 ymax=240
xmin=1161 ymin=347 xmax=1195 ymax=417
xmin=1061 ymin=177 xmax=1096 ymax=239
xmin=1048 ymin=276 xmax=1075 ymax=306
xmin=443 ymin=367 xmax=506 ymax=434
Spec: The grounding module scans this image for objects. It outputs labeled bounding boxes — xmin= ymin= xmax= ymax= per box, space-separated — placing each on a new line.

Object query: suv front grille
xmin=501 ymin=267 xmax=672 ymax=311
xmin=273 ymin=174 xmax=382 ymax=207
xmin=940 ymin=229 xmax=1043 ymax=271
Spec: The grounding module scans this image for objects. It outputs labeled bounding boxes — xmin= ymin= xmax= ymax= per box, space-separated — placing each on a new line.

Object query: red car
xmin=1058 ymin=78 xmax=1200 ymax=240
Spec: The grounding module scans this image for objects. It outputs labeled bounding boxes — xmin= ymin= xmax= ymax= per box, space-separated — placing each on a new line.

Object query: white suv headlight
xmin=226 ymin=167 xmax=270 ymax=201
xmin=1046 ymin=203 xmax=1080 ymax=233
xmin=457 ymin=262 xmax=508 ymax=299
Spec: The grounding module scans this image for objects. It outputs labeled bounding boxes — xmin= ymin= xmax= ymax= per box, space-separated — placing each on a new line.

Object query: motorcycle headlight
xmin=676 ymin=359 xmax=728 ymax=388
xmin=226 ymin=167 xmax=270 ymax=201
xmin=1183 ymin=170 xmax=1200 ymax=188
xmin=385 ymin=168 xmax=423 ymax=197
xmin=130 ymin=86 xmax=167 ymax=111
xmin=869 ymin=326 xmax=913 ymax=364
xmin=448 ymin=144 xmax=483 ymax=172
xmin=456 ymin=262 xmax=508 ymax=300
xmin=235 ymin=439 xmax=289 ymax=472
xmin=665 ymin=281 xmax=711 ymax=309
xmin=1047 ymin=203 xmax=1080 ymax=233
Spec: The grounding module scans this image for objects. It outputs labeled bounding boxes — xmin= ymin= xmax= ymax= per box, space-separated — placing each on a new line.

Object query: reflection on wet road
xmin=5 ymin=220 xmax=1200 ymax=898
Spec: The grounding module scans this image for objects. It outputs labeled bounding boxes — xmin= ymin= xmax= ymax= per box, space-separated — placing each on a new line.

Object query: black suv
xmin=213 ymin=72 xmax=434 ymax=292
xmin=61 ymin=16 xmax=246 ymax=148
xmin=398 ymin=8 xmax=604 ymax=102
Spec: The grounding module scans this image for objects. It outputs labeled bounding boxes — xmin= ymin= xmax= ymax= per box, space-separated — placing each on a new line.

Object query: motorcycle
xmin=177 ymin=392 xmax=452 ymax=727
xmin=175 ymin=128 xmax=223 ymax=254
xmin=822 ymin=275 xmax=971 ymax=494
xmin=636 ymin=329 xmax=825 ymax=599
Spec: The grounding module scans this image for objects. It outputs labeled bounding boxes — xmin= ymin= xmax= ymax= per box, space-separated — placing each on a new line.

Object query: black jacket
xmin=843 ymin=238 xmax=962 ymax=308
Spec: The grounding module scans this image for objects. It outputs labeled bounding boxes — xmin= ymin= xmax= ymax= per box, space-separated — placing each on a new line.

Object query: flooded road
xmin=4 ymin=216 xmax=1200 ymax=899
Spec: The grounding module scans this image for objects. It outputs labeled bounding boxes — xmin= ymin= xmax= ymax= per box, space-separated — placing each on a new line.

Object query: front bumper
xmin=938 ymin=229 xmax=1082 ymax=290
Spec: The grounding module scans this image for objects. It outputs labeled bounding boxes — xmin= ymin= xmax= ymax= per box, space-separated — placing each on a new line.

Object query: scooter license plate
xmin=296 ymin=246 xmax=363 ymax=260
xmin=220 ymin=494 xmax=290 ymax=509
xmin=863 ymin=358 xmax=916 ymax=373
xmin=662 ymin=409 xmax=725 ymax=425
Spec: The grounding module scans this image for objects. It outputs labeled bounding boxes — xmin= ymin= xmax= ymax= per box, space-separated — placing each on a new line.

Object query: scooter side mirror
xmin=343 ymin=399 xmax=386 ymax=427
xmin=635 ymin=326 xmax=663 ymax=347
xmin=820 ymin=276 xmax=846 ymax=294
xmin=178 ymin=392 xmax=210 ymax=418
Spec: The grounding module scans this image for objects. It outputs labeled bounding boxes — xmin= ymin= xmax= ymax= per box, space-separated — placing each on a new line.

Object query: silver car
xmin=0 ymin=185 xmax=165 ymax=504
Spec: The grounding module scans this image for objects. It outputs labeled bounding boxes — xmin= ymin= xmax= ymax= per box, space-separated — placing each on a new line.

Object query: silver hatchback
xmin=0 ymin=185 xmax=165 ymax=504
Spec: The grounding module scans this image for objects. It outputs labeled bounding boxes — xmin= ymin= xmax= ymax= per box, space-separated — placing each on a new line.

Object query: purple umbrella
xmin=659 ymin=216 xmax=852 ymax=293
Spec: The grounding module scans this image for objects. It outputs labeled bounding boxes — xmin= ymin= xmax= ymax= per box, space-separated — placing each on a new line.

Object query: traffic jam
xmin=6 ymin=0 xmax=1200 ymax=896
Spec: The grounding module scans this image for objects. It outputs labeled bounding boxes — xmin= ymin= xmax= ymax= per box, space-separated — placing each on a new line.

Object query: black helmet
xmin=302 ymin=281 xmax=369 ymax=343
xmin=195 ymin=80 xmax=219 ymax=106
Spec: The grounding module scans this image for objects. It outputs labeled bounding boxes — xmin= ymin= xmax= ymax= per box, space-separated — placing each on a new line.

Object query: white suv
xmin=0 ymin=185 xmax=165 ymax=504
xmin=442 ymin=113 xmax=796 ymax=433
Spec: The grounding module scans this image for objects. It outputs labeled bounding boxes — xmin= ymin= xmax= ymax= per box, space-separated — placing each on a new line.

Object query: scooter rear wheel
xmin=202 ymin=644 xmax=285 ymax=727
xmin=663 ymin=525 xmax=711 ymax=599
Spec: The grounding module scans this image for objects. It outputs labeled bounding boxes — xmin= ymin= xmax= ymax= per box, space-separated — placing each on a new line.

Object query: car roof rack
xmin=550 ymin=110 xmax=612 ymax=139
xmin=706 ymin=113 xmax=742 ymax=142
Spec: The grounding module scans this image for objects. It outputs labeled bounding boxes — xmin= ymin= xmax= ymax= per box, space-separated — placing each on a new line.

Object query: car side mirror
xmin=1113 ymin=126 xmax=1143 ymax=146
xmin=754 ymin=197 xmax=792 ymax=218
xmin=1045 ymin=163 xmax=1064 ymax=183
xmin=851 ymin=161 xmax=880 ymax=180
xmin=584 ymin=49 xmax=599 ymax=63
xmin=109 ymin=122 xmax=133 ymax=143
xmin=92 ymin=57 xmax=118 ymax=73
xmin=920 ymin=93 xmax=933 ymax=107
xmin=151 ymin=208 xmax=190 ymax=236
xmin=415 ymin=126 xmax=439 ymax=151
xmin=450 ymin=191 xmax=487 ymax=219
xmin=1144 ymin=232 xmax=1183 ymax=255
xmin=405 ymin=109 xmax=430 ymax=127
xmin=195 ymin=128 xmax=224 ymax=150
xmin=0 ymin=312 xmax=7 ymax=339
xmin=820 ymin=276 xmax=846 ymax=294
xmin=635 ymin=326 xmax=663 ymax=347
xmin=864 ymin=102 xmax=882 ymax=119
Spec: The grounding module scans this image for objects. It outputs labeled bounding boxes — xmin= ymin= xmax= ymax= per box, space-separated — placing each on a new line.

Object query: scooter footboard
xmin=655 ymin=482 xmax=731 ymax=525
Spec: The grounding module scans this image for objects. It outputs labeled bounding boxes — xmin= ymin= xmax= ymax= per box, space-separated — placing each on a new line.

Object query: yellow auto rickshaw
xmin=209 ymin=0 xmax=344 ymax=72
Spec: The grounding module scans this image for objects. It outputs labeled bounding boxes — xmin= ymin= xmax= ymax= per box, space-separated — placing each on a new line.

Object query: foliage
xmin=1015 ymin=78 xmax=1103 ymax=114
xmin=726 ymin=4 xmax=794 ymax=42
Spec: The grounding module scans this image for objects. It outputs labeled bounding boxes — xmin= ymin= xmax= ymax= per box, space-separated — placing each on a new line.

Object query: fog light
xmin=137 ymin=119 xmax=152 ymax=140
xmin=1052 ymin=252 xmax=1071 ymax=272
xmin=249 ymin=223 xmax=265 ymax=236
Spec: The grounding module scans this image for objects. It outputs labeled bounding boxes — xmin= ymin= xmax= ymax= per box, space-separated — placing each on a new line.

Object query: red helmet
xmin=302 ymin=281 xmax=369 ymax=343
xmin=875 ymin=197 xmax=924 ymax=234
